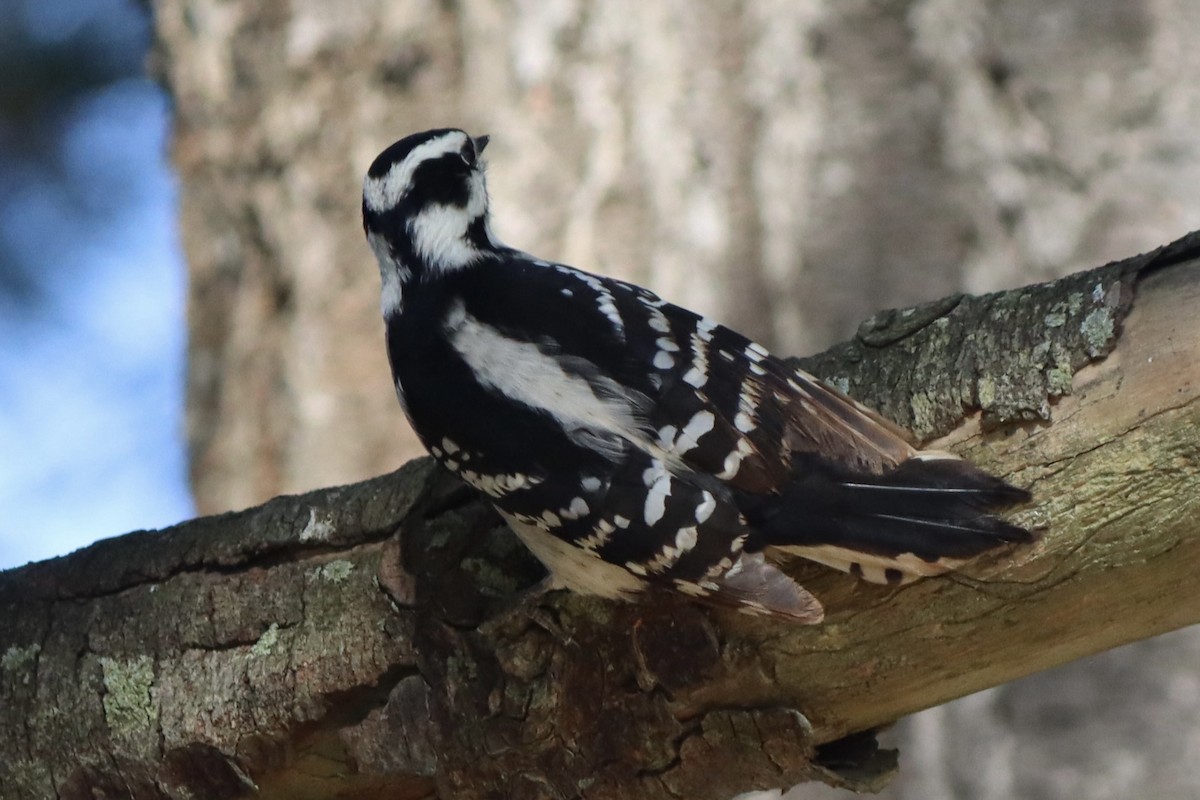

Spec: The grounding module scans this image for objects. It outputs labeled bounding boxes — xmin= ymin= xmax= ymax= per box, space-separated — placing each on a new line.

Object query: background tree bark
xmin=1 ymin=242 xmax=1197 ymax=799
xmin=147 ymin=1 xmax=1200 ymax=797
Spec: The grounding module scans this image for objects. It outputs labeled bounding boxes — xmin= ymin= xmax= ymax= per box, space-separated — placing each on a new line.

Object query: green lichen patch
xmin=1043 ymin=311 xmax=1066 ymax=328
xmin=1 ymin=643 xmax=40 ymax=677
xmin=1080 ymin=307 xmax=1116 ymax=357
xmin=2 ymin=643 xmax=40 ymax=689
xmin=313 ymin=560 xmax=355 ymax=584
xmin=99 ymin=654 xmax=157 ymax=738
xmin=826 ymin=375 xmax=852 ymax=395
xmin=251 ymin=622 xmax=281 ymax=656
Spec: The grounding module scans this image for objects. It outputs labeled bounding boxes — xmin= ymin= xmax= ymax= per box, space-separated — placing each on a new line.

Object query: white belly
xmin=501 ymin=513 xmax=646 ymax=601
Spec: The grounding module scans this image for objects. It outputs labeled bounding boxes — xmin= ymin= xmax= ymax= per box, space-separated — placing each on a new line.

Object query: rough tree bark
xmin=2 ymin=235 xmax=1197 ymax=800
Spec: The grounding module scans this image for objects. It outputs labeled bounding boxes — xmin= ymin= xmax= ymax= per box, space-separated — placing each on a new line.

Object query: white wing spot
xmin=675 ymin=526 xmax=698 ymax=553
xmin=578 ymin=523 xmax=613 ymax=551
xmin=695 ymin=491 xmax=716 ymax=524
xmin=653 ymin=350 xmax=676 ymax=370
xmin=581 ymin=476 xmax=602 ymax=492
xmin=566 ymin=496 xmax=589 ymax=518
xmin=642 ymin=459 xmax=668 ymax=487
xmin=644 ymin=473 xmax=672 ymax=525
xmin=683 ymin=330 xmax=710 ymax=388
xmin=733 ymin=379 xmax=763 ymax=434
xmin=598 ymin=300 xmax=622 ymax=331
xmin=566 ymin=269 xmax=625 ymax=337
xmin=657 ymin=424 xmax=678 ymax=447
xmin=674 ymin=410 xmax=716 ymax=454
xmin=645 ymin=305 xmax=672 ymax=333
xmin=745 ymin=342 xmax=770 ymax=361
xmin=717 ymin=439 xmax=754 ymax=479
xmin=656 ymin=337 xmax=680 ymax=352
xmin=674 ymin=579 xmax=710 ymax=597
xmin=462 ymin=470 xmax=536 ymax=498
xmin=704 ymin=557 xmax=734 ymax=578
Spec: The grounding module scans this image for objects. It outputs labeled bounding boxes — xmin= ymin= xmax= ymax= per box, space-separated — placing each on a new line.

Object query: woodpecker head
xmin=362 ymin=128 xmax=494 ymax=316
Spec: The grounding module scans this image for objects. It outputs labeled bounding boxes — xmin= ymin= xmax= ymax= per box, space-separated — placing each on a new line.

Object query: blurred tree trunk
xmin=150 ymin=1 xmax=1200 ymax=798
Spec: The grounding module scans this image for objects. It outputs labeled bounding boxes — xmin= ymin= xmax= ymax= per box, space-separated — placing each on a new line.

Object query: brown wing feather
xmin=775 ymin=367 xmax=917 ymax=474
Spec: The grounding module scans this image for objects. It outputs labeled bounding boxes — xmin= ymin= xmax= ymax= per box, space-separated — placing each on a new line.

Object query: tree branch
xmin=3 ymin=233 xmax=1198 ymax=800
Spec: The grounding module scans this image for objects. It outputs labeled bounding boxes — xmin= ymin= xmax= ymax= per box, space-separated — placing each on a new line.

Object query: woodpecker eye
xmin=460 ymin=142 xmax=477 ymax=167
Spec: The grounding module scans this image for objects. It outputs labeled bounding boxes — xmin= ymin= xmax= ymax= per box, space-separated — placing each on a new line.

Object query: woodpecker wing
xmin=444 ymin=257 xmax=1034 ymax=587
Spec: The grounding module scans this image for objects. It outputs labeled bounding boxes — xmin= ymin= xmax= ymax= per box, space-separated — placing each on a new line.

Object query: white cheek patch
xmin=411 ymin=205 xmax=482 ymax=273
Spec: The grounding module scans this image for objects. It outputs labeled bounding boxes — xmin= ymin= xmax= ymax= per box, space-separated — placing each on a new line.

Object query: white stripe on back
xmin=448 ymin=307 xmax=643 ymax=445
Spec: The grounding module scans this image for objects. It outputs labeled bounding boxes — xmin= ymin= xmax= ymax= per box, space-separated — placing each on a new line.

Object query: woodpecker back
xmin=362 ymin=128 xmax=1034 ymax=622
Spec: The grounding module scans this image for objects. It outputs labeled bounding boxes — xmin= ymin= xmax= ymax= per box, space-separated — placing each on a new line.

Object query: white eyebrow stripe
xmin=363 ymin=131 xmax=469 ymax=213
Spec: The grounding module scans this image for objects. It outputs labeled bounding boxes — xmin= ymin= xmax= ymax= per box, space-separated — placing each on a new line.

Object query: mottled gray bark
xmin=2 ymin=239 xmax=1197 ymax=799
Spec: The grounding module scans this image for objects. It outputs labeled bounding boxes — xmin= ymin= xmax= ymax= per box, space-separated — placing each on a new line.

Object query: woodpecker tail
xmin=757 ymin=453 xmax=1034 ymax=584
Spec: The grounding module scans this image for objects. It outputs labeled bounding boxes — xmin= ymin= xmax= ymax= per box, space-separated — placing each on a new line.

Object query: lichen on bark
xmin=796 ymin=252 xmax=1150 ymax=439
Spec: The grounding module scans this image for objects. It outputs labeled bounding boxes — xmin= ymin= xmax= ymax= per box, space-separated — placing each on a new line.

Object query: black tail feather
xmin=749 ymin=453 xmax=1034 ymax=570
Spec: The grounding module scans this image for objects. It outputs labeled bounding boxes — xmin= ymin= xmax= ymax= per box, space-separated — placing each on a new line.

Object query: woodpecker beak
xmin=474 ymin=134 xmax=490 ymax=155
